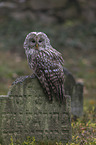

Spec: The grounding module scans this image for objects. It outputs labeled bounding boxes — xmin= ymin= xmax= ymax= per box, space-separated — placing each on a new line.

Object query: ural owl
xmin=24 ymin=32 xmax=65 ymax=102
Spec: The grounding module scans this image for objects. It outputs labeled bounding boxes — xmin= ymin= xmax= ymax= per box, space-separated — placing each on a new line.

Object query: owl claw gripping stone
xmin=24 ymin=32 xmax=65 ymax=103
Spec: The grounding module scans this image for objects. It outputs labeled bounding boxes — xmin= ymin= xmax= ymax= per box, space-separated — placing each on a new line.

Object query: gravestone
xmin=64 ymin=68 xmax=83 ymax=117
xmin=0 ymin=75 xmax=71 ymax=144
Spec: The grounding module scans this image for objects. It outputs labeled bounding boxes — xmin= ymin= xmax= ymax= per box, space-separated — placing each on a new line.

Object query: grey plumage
xmin=24 ymin=32 xmax=65 ymax=102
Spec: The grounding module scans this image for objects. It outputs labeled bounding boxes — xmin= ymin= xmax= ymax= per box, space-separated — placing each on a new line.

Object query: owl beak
xmin=35 ymin=44 xmax=39 ymax=49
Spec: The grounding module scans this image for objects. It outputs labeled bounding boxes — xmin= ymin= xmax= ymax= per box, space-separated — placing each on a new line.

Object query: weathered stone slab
xmin=0 ymin=76 xmax=71 ymax=144
xmin=71 ymin=82 xmax=83 ymax=117
xmin=0 ymin=95 xmax=9 ymax=144
xmin=64 ymin=67 xmax=83 ymax=117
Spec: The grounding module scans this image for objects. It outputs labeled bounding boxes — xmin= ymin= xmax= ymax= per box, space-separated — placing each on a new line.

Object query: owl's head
xmin=24 ymin=32 xmax=51 ymax=52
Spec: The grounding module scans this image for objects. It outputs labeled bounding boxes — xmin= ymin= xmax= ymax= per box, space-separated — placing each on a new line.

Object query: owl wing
xmin=39 ymin=51 xmax=65 ymax=102
xmin=51 ymin=47 xmax=64 ymax=65
xmin=45 ymin=47 xmax=64 ymax=66
xmin=49 ymin=47 xmax=65 ymax=102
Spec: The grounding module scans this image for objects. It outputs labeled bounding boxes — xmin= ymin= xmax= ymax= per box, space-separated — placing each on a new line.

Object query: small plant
xmin=56 ymin=141 xmax=63 ymax=145
xmin=9 ymin=136 xmax=36 ymax=145
xmin=9 ymin=136 xmax=14 ymax=145
xmin=22 ymin=136 xmax=35 ymax=145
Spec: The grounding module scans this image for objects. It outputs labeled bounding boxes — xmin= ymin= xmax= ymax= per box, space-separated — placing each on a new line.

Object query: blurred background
xmin=0 ymin=0 xmax=96 ymax=106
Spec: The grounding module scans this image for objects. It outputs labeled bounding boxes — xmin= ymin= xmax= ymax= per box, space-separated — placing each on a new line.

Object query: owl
xmin=24 ymin=32 xmax=65 ymax=103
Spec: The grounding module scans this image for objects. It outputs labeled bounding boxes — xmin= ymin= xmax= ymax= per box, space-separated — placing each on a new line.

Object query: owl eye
xmin=31 ymin=39 xmax=35 ymax=43
xmin=39 ymin=39 xmax=43 ymax=43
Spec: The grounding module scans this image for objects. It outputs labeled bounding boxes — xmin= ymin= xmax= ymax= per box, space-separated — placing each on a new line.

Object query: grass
xmin=71 ymin=105 xmax=96 ymax=145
